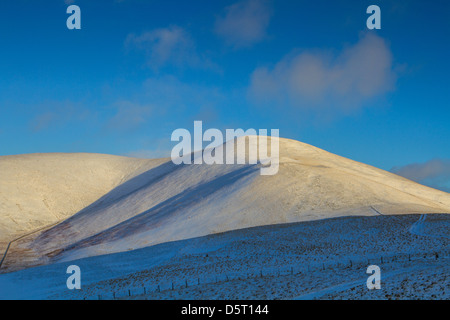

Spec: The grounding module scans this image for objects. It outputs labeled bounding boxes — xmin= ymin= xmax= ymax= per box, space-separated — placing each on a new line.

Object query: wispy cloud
xmin=125 ymin=149 xmax=171 ymax=159
xmin=391 ymin=159 xmax=450 ymax=193
xmin=125 ymin=25 xmax=216 ymax=71
xmin=29 ymin=101 xmax=91 ymax=132
xmin=105 ymin=101 xmax=152 ymax=132
xmin=123 ymin=136 xmax=174 ymax=159
xmin=102 ymin=75 xmax=224 ymax=136
xmin=248 ymin=33 xmax=397 ymax=114
xmin=141 ymin=75 xmax=224 ymax=116
xmin=215 ymin=0 xmax=272 ymax=48
xmin=31 ymin=112 xmax=57 ymax=132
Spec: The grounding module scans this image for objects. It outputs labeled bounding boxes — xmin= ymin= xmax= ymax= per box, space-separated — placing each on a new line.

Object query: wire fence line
xmin=81 ymin=249 xmax=449 ymax=300
xmin=84 ymin=212 xmax=449 ymax=300
xmin=0 ymin=220 xmax=64 ymax=270
xmin=0 ymin=243 xmax=12 ymax=269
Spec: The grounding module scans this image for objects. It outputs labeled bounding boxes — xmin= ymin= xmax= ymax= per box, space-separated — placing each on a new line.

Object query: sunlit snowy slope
xmin=1 ymin=137 xmax=449 ymax=271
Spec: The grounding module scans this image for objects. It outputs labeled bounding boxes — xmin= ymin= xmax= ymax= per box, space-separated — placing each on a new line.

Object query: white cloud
xmin=391 ymin=159 xmax=450 ymax=193
xmin=215 ymin=0 xmax=272 ymax=48
xmin=248 ymin=33 xmax=397 ymax=112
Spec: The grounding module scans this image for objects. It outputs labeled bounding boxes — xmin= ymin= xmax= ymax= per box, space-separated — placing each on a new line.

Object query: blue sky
xmin=0 ymin=0 xmax=449 ymax=191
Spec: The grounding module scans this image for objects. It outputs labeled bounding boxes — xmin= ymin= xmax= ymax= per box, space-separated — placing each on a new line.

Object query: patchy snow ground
xmin=0 ymin=213 xmax=448 ymax=300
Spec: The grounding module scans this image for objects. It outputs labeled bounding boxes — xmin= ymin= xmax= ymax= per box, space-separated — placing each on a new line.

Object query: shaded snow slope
xmin=0 ymin=214 xmax=448 ymax=299
xmin=1 ymin=137 xmax=449 ymax=271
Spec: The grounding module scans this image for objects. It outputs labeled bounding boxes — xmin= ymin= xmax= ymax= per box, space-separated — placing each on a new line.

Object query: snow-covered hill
xmin=0 ymin=153 xmax=165 ymax=255
xmin=1 ymin=137 xmax=449 ymax=272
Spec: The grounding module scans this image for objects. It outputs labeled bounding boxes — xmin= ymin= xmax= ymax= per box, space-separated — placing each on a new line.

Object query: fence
xmin=81 ymin=249 xmax=449 ymax=300
xmin=0 ymin=220 xmax=64 ymax=270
